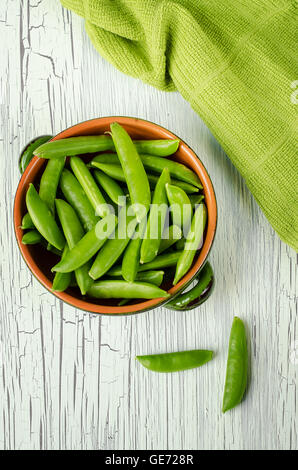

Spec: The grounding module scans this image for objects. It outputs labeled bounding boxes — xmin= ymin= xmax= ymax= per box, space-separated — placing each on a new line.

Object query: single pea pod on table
xmin=222 ymin=317 xmax=248 ymax=413
xmin=136 ymin=349 xmax=213 ymax=373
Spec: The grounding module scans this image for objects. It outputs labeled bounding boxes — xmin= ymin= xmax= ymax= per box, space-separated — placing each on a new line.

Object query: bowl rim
xmin=14 ymin=116 xmax=217 ymax=315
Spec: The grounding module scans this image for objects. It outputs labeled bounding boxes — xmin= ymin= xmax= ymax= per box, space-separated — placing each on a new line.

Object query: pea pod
xmin=90 ymin=152 xmax=202 ymax=188
xmin=52 ymin=245 xmax=72 ymax=292
xmin=44 ymin=243 xmax=62 ymax=256
xmin=108 ymin=251 xmax=183 ymax=276
xmin=21 ymin=229 xmax=43 ymax=245
xmin=91 ymin=160 xmax=199 ymax=194
xmin=55 ymin=199 xmax=94 ymax=295
xmin=166 ymin=183 xmax=192 ymax=236
xmin=89 ymin=206 xmax=138 ymax=280
xmin=93 ymin=169 xmax=125 ymax=206
xmin=175 ymin=237 xmax=186 ymax=251
xmin=39 ymin=157 xmax=66 ymax=214
xmin=135 ymin=270 xmax=164 ymax=286
xmin=140 ymin=168 xmax=170 ymax=263
xmin=111 ymin=270 xmax=164 ymax=287
xmin=110 ymin=122 xmax=151 ymax=222
xmin=167 ymin=262 xmax=213 ymax=309
xmin=222 ymin=317 xmax=248 ymax=413
xmin=21 ymin=212 xmax=35 ymax=230
xmin=34 ymin=136 xmax=179 ymax=159
xmin=26 ymin=184 xmax=65 ymax=251
xmin=19 ymin=135 xmax=52 ymax=173
xmin=52 ymin=213 xmax=118 ymax=273
xmin=158 ymin=225 xmax=182 ymax=254
xmin=148 ymin=173 xmax=199 ymax=194
xmin=87 ymin=280 xmax=169 ymax=299
xmin=136 ymin=349 xmax=213 ymax=373
xmin=173 ymin=203 xmax=207 ymax=285
xmin=133 ymin=139 xmax=179 ymax=156
xmin=189 ymin=194 xmax=204 ymax=209
xmin=70 ymin=156 xmax=110 ymax=218
xmin=121 ymin=219 xmax=146 ymax=282
xmin=34 ymin=135 xmax=114 ymax=159
xmin=60 ymin=169 xmax=99 ymax=231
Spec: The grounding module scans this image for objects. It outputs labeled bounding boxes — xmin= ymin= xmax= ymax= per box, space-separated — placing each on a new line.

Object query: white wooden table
xmin=0 ymin=1 xmax=297 ymax=450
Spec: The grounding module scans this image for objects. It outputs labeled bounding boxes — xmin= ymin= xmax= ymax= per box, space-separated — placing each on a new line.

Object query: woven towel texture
xmin=61 ymin=0 xmax=298 ymax=250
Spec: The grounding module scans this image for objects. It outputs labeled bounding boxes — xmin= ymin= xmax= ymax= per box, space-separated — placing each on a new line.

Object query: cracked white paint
xmin=0 ymin=0 xmax=297 ymax=450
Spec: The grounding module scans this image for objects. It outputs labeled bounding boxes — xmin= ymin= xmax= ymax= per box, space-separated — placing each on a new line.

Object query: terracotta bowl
xmin=14 ymin=117 xmax=217 ymax=315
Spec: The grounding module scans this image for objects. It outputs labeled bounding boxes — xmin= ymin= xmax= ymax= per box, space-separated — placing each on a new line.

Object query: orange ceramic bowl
xmin=14 ymin=117 xmax=217 ymax=315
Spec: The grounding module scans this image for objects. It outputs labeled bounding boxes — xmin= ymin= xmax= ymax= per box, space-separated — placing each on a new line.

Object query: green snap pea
xmin=69 ymin=273 xmax=78 ymax=287
xmin=110 ymin=122 xmax=151 ymax=222
xmin=52 ymin=245 xmax=72 ymax=292
xmin=135 ymin=270 xmax=164 ymax=286
xmin=136 ymin=349 xmax=213 ymax=373
xmin=166 ymin=183 xmax=192 ymax=235
xmin=90 ymin=161 xmax=126 ymax=181
xmin=167 ymin=262 xmax=213 ymax=309
xmin=26 ymin=184 xmax=65 ymax=251
xmin=222 ymin=317 xmax=248 ymax=413
xmin=110 ymin=271 xmax=164 ymax=287
xmin=133 ymin=139 xmax=179 ymax=156
xmin=108 ymin=251 xmax=183 ymax=277
xmin=19 ymin=135 xmax=52 ymax=173
xmin=148 ymin=174 xmax=199 ymax=194
xmin=55 ymin=199 xmax=93 ymax=295
xmin=87 ymin=280 xmax=169 ymax=299
xmin=70 ymin=156 xmax=110 ymax=218
xmin=158 ymin=225 xmax=182 ymax=254
xmin=189 ymin=194 xmax=204 ymax=209
xmin=91 ymin=159 xmax=200 ymax=194
xmin=45 ymin=244 xmax=62 ymax=256
xmin=34 ymin=135 xmax=179 ymax=159
xmin=91 ymin=152 xmax=202 ymax=188
xmin=89 ymin=206 xmax=138 ymax=280
xmin=141 ymin=154 xmax=202 ymax=188
xmin=21 ymin=212 xmax=35 ymax=230
xmin=173 ymin=203 xmax=207 ymax=285
xmin=39 ymin=157 xmax=66 ymax=214
xmin=175 ymin=237 xmax=186 ymax=251
xmin=60 ymin=169 xmax=99 ymax=231
xmin=34 ymin=135 xmax=114 ymax=159
xmin=140 ymin=168 xmax=170 ymax=263
xmin=121 ymin=219 xmax=146 ymax=282
xmin=93 ymin=169 xmax=125 ymax=206
xmin=52 ymin=213 xmax=118 ymax=273
xmin=21 ymin=229 xmax=43 ymax=245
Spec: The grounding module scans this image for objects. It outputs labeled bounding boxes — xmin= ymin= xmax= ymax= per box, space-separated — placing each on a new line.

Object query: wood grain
xmin=0 ymin=0 xmax=297 ymax=450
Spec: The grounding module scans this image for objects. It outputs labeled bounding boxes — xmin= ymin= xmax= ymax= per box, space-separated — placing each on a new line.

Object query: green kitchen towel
xmin=60 ymin=0 xmax=298 ymax=250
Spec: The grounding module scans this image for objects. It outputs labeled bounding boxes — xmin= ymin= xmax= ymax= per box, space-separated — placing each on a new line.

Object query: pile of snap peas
xmin=21 ymin=122 xmax=207 ymax=303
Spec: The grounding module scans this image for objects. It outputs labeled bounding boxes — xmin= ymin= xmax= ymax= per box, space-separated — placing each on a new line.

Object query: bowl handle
xmin=165 ymin=261 xmax=214 ymax=311
xmin=19 ymin=135 xmax=53 ymax=174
